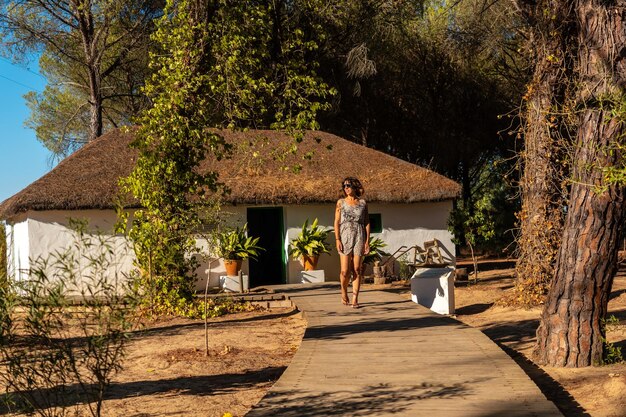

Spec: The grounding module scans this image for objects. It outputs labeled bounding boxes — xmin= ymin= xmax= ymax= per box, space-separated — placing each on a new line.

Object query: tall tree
xmin=511 ymin=0 xmax=577 ymax=305
xmin=534 ymin=0 xmax=626 ymax=367
xmin=0 ymin=0 xmax=160 ymax=155
xmin=312 ymin=0 xmax=523 ymax=249
xmin=122 ymin=0 xmax=334 ymax=308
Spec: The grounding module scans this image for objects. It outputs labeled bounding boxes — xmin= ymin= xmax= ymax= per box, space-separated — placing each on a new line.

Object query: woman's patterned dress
xmin=338 ymin=198 xmax=368 ymax=256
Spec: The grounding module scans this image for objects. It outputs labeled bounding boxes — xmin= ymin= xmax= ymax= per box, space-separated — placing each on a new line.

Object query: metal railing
xmin=379 ymin=242 xmax=448 ymax=278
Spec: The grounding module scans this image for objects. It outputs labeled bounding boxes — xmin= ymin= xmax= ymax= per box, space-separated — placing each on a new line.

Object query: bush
xmin=448 ymin=159 xmax=519 ymax=255
xmin=363 ymin=237 xmax=390 ymax=266
xmin=288 ymin=218 xmax=331 ymax=259
xmin=215 ymin=223 xmax=264 ymax=261
xmin=0 ymin=221 xmax=138 ymax=417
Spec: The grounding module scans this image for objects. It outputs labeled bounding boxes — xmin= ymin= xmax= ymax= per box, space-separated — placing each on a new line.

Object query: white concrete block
xmin=219 ymin=275 xmax=249 ymax=292
xmin=301 ymin=270 xmax=325 ymax=283
xmin=410 ymin=267 xmax=455 ymax=315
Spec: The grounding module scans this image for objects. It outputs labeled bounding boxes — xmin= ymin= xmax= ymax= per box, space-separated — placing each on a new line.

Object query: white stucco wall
xmin=5 ymin=210 xmax=134 ymax=290
xmin=5 ymin=216 xmax=30 ymax=281
xmin=5 ymin=201 xmax=455 ymax=291
xmin=282 ymin=201 xmax=455 ymax=283
xmin=199 ymin=201 xmax=456 ymax=285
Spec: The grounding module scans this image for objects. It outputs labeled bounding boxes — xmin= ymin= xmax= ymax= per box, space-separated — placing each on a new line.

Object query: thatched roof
xmin=0 ymin=128 xmax=460 ymax=219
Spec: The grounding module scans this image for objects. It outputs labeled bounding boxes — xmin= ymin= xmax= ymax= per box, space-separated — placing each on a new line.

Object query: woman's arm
xmin=334 ymin=199 xmax=343 ymax=252
xmin=364 ymin=201 xmax=370 ymax=254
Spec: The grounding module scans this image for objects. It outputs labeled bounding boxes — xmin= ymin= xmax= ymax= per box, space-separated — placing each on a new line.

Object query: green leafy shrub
xmin=599 ymin=315 xmax=624 ymax=365
xmin=288 ymin=218 xmax=331 ymax=259
xmin=0 ymin=221 xmax=139 ymax=417
xmin=363 ymin=237 xmax=390 ymax=266
xmin=448 ymin=159 xmax=519 ymax=255
xmin=215 ymin=224 xmax=264 ymax=261
xmin=397 ymin=253 xmax=412 ymax=279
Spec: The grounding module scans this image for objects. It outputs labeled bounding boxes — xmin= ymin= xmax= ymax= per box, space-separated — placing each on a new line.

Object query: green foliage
xmin=449 ymin=159 xmax=519 ymax=254
xmin=24 ymin=45 xmax=152 ymax=157
xmin=288 ymin=218 xmax=331 ymax=259
xmin=599 ymin=315 xmax=624 ymax=365
xmin=188 ymin=297 xmax=255 ymax=319
xmin=0 ymin=278 xmax=14 ymax=349
xmin=397 ymin=253 xmax=412 ymax=279
xmin=0 ymin=221 xmax=139 ymax=417
xmin=596 ymin=93 xmax=626 ymax=190
xmin=122 ymin=0 xmax=334 ymax=314
xmin=314 ymin=0 xmax=520 ymax=184
xmin=0 ymin=0 xmax=158 ymax=153
xmin=215 ymin=224 xmax=264 ymax=261
xmin=363 ymin=237 xmax=390 ymax=265
xmin=24 ymin=83 xmax=90 ymax=156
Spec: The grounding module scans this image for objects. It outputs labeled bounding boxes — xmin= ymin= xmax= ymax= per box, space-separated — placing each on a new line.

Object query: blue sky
xmin=0 ymin=57 xmax=53 ymax=203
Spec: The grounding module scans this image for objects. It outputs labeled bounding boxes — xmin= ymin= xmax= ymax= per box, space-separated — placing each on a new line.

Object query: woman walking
xmin=334 ymin=177 xmax=370 ymax=308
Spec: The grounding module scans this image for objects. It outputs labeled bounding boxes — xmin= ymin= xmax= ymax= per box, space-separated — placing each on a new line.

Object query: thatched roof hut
xmin=0 ymin=128 xmax=460 ymax=219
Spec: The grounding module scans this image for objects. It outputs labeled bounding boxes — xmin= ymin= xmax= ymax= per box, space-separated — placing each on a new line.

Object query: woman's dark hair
xmin=341 ymin=177 xmax=364 ymax=197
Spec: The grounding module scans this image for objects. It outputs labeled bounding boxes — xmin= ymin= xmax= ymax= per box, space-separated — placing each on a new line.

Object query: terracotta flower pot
xmin=224 ymin=259 xmax=242 ymax=276
xmin=302 ymin=254 xmax=319 ymax=271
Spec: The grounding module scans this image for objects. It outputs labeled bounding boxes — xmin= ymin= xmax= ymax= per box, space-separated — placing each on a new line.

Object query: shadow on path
xmin=472 ymin=317 xmax=588 ymax=416
xmin=248 ymin=381 xmax=471 ymax=417
xmin=303 ymin=316 xmax=464 ymax=341
xmin=497 ymin=345 xmax=590 ymax=417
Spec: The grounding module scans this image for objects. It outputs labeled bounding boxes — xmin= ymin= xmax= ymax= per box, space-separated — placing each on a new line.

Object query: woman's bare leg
xmin=351 ymin=255 xmax=363 ymax=307
xmin=339 ymin=254 xmax=352 ymax=305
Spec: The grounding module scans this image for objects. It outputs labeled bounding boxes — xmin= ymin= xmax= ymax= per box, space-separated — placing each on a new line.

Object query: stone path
xmin=247 ymin=283 xmax=562 ymax=417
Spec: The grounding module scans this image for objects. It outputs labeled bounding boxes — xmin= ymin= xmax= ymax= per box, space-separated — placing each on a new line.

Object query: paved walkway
xmin=247 ymin=283 xmax=562 ymax=417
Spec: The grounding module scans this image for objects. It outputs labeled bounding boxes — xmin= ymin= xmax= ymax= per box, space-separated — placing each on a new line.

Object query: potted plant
xmin=289 ymin=218 xmax=331 ymax=270
xmin=362 ymin=237 xmax=390 ymax=284
xmin=216 ymin=223 xmax=264 ymax=276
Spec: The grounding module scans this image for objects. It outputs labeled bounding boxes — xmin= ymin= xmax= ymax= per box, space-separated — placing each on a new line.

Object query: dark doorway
xmin=247 ymin=207 xmax=286 ymax=287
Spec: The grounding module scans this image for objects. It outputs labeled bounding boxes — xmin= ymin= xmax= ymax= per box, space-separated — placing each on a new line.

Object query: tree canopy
xmin=0 ymin=0 xmax=160 ymax=156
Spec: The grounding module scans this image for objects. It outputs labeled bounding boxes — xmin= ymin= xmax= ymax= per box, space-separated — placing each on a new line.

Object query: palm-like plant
xmin=216 ymin=223 xmax=264 ymax=260
xmin=363 ymin=237 xmax=390 ymax=265
xmin=289 ymin=218 xmax=331 ymax=260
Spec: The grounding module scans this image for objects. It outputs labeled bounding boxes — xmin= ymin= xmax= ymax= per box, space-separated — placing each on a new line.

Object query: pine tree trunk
xmin=513 ymin=0 xmax=574 ymax=305
xmin=534 ymin=0 xmax=626 ymax=367
xmin=89 ymin=77 xmax=103 ymax=142
xmin=74 ymin=0 xmax=103 ymax=142
xmin=514 ymin=67 xmax=566 ymax=302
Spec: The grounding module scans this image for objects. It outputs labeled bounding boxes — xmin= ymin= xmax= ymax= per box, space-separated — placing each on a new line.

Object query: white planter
xmin=300 ymin=270 xmax=325 ymax=284
xmin=220 ymin=275 xmax=249 ymax=293
xmin=409 ymin=267 xmax=455 ymax=315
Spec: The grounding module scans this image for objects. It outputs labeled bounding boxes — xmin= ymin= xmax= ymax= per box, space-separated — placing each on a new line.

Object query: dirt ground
xmin=3 ymin=269 xmax=626 ymax=417
xmin=103 ymin=308 xmax=307 ymax=417
xmin=450 ymin=268 xmax=626 ymax=417
xmin=1 ymin=308 xmax=307 ymax=417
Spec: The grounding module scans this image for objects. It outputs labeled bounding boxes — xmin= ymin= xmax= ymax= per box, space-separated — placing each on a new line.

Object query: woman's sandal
xmin=341 ymin=296 xmax=350 ymax=306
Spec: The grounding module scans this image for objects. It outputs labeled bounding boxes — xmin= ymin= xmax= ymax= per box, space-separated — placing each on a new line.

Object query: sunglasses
xmin=343 ymin=184 xmax=353 ymax=189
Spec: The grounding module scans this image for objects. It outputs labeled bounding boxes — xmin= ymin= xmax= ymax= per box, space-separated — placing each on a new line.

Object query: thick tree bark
xmin=534 ymin=0 xmax=626 ymax=367
xmin=513 ymin=0 xmax=575 ymax=305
